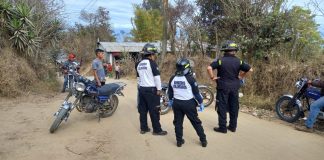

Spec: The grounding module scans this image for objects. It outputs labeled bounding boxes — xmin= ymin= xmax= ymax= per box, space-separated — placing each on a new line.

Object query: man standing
xmin=136 ymin=43 xmax=167 ymax=136
xmin=115 ymin=61 xmax=120 ymax=79
xmin=92 ymin=48 xmax=106 ymax=87
xmin=168 ymin=58 xmax=207 ymax=147
xmin=207 ymin=40 xmax=252 ymax=133
xmin=61 ymin=53 xmax=80 ymax=93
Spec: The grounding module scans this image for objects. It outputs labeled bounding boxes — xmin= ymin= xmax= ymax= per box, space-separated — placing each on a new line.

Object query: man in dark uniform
xmin=168 ymin=58 xmax=207 ymax=147
xmin=136 ymin=43 xmax=167 ymax=136
xmin=207 ymin=40 xmax=253 ymax=133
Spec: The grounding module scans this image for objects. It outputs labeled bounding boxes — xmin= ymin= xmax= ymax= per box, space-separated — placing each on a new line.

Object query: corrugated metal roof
xmin=98 ymin=42 xmax=163 ymax=52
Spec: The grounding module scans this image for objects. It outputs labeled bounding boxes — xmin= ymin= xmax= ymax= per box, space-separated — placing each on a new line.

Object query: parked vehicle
xmin=159 ymin=82 xmax=214 ymax=115
xmin=49 ymin=73 xmax=126 ymax=133
xmin=275 ymin=78 xmax=323 ymax=123
xmin=65 ymin=61 xmax=80 ymax=91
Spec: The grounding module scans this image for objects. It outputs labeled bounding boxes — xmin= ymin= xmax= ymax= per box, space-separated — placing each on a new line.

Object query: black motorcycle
xmin=159 ymin=83 xmax=214 ymax=115
xmin=49 ymin=74 xmax=126 ymax=133
xmin=275 ymin=78 xmax=323 ymax=123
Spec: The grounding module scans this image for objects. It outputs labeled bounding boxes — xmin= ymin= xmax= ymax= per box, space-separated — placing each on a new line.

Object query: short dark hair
xmin=95 ymin=48 xmax=104 ymax=53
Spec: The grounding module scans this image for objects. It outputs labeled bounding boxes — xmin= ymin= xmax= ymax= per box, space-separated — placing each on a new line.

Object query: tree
xmin=131 ymin=5 xmax=163 ymax=41
xmin=80 ymin=7 xmax=115 ymax=41
xmin=142 ymin=0 xmax=162 ymax=10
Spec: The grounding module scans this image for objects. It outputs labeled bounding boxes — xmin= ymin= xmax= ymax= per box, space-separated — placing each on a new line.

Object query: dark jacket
xmin=311 ymin=80 xmax=324 ymax=96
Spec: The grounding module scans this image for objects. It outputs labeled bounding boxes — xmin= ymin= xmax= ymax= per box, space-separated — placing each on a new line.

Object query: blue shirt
xmin=92 ymin=58 xmax=106 ymax=82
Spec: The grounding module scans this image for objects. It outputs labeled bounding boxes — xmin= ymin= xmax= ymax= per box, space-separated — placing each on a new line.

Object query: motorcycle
xmin=49 ymin=73 xmax=126 ymax=133
xmin=159 ymin=83 xmax=214 ymax=115
xmin=275 ymin=78 xmax=323 ymax=123
xmin=64 ymin=61 xmax=80 ymax=91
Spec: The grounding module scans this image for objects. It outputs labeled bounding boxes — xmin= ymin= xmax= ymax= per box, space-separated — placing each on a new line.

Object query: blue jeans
xmin=63 ymin=75 xmax=68 ymax=90
xmin=305 ymin=96 xmax=324 ymax=128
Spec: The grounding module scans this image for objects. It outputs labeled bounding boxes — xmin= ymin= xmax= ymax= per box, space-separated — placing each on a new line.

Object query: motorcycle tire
xmin=199 ymin=86 xmax=214 ymax=107
xmin=275 ymin=96 xmax=302 ymax=123
xmin=49 ymin=108 xmax=68 ymax=133
xmin=101 ymin=95 xmax=119 ymax=118
xmin=160 ymin=103 xmax=171 ymax=115
xmin=160 ymin=90 xmax=171 ymax=115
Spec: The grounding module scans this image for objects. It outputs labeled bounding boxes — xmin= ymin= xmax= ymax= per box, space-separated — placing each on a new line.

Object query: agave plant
xmin=0 ymin=0 xmax=13 ymax=21
xmin=15 ymin=3 xmax=34 ymax=28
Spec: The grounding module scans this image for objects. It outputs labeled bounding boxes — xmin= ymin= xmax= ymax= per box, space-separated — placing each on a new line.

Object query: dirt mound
xmin=0 ymin=48 xmax=37 ymax=97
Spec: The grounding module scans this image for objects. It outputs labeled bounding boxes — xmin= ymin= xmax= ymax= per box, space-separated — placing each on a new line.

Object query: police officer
xmin=168 ymin=58 xmax=207 ymax=147
xmin=136 ymin=43 xmax=167 ymax=136
xmin=207 ymin=40 xmax=252 ymax=133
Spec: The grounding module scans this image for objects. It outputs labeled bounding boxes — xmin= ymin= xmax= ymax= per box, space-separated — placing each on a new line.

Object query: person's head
xmin=95 ymin=48 xmax=105 ymax=59
xmin=220 ymin=40 xmax=239 ymax=54
xmin=68 ymin=53 xmax=76 ymax=61
xmin=142 ymin=43 xmax=158 ymax=61
xmin=176 ymin=58 xmax=192 ymax=76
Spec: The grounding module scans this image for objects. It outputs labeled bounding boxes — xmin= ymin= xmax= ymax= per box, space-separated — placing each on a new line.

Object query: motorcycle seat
xmin=98 ymin=83 xmax=120 ymax=96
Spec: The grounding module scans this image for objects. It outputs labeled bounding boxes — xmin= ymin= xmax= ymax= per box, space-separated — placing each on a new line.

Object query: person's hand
xmin=168 ymin=100 xmax=173 ymax=108
xmin=210 ymin=76 xmax=219 ymax=81
xmin=198 ymin=103 xmax=205 ymax=112
xmin=307 ymin=80 xmax=312 ymax=84
xmin=157 ymin=90 xmax=161 ymax=96
xmin=97 ymin=81 xmax=101 ymax=87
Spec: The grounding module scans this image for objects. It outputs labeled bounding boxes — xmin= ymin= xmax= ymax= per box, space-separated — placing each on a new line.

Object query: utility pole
xmin=161 ymin=0 xmax=168 ymax=64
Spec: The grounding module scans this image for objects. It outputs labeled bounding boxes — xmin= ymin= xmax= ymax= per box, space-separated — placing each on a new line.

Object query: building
xmin=97 ymin=41 xmax=167 ymax=63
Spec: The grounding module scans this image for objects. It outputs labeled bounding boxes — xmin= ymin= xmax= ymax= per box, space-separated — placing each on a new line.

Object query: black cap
xmin=95 ymin=48 xmax=104 ymax=53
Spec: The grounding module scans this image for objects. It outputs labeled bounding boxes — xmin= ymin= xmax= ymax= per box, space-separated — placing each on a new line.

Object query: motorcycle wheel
xmin=160 ymin=90 xmax=170 ymax=115
xmin=100 ymin=95 xmax=119 ymax=118
xmin=275 ymin=96 xmax=301 ymax=123
xmin=199 ymin=86 xmax=214 ymax=107
xmin=49 ymin=108 xmax=68 ymax=133
xmin=160 ymin=102 xmax=170 ymax=115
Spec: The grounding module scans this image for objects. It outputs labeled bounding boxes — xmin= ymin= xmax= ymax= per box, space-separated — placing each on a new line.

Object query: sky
xmin=62 ymin=0 xmax=324 ymax=41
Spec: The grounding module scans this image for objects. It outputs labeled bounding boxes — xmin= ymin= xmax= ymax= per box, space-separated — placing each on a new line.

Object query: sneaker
xmin=152 ymin=130 xmax=168 ymax=136
xmin=295 ymin=125 xmax=314 ymax=133
xmin=201 ymin=141 xmax=208 ymax=147
xmin=140 ymin=128 xmax=151 ymax=134
xmin=213 ymin=127 xmax=227 ymax=133
xmin=177 ymin=139 xmax=185 ymax=147
xmin=227 ymin=126 xmax=236 ymax=132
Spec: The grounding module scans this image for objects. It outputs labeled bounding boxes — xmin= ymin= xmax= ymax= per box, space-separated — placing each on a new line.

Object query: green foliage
xmin=132 ymin=6 xmax=163 ymax=42
xmin=196 ymin=0 xmax=323 ymax=60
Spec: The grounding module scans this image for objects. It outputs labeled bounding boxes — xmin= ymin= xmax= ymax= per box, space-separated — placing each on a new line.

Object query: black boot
xmin=177 ymin=139 xmax=185 ymax=147
xmin=213 ymin=127 xmax=227 ymax=133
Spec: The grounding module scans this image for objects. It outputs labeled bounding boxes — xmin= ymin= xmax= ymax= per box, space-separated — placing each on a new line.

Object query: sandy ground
xmin=0 ymin=78 xmax=324 ymax=160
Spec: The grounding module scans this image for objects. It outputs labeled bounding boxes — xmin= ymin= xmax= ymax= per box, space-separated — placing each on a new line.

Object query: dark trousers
xmin=216 ymin=88 xmax=239 ymax=130
xmin=173 ymin=99 xmax=206 ymax=142
xmin=138 ymin=87 xmax=162 ymax=133
xmin=115 ymin=71 xmax=120 ymax=79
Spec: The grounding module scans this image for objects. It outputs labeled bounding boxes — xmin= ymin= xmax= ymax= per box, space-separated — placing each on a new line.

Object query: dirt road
xmin=0 ymin=78 xmax=323 ymax=160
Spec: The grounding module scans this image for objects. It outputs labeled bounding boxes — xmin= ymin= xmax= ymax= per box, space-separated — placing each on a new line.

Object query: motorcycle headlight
xmin=75 ymin=82 xmax=85 ymax=92
xmin=295 ymin=80 xmax=302 ymax=89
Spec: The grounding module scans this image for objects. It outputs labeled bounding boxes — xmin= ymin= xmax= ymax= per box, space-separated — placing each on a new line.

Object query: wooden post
xmin=161 ymin=0 xmax=168 ymax=65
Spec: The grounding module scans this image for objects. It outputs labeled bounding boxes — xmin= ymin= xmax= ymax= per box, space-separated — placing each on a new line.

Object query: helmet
xmin=220 ymin=40 xmax=239 ymax=52
xmin=68 ymin=53 xmax=75 ymax=60
xmin=142 ymin=43 xmax=158 ymax=55
xmin=176 ymin=58 xmax=192 ymax=76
